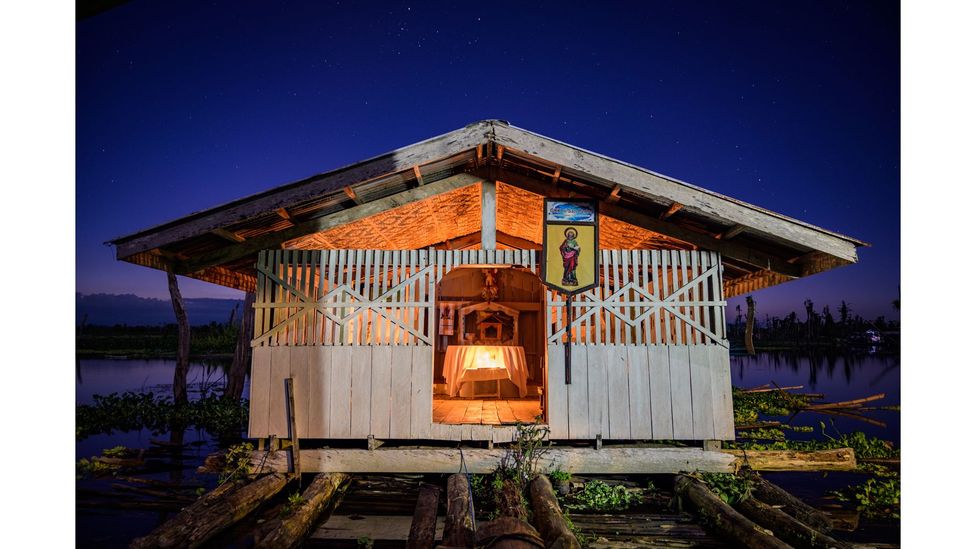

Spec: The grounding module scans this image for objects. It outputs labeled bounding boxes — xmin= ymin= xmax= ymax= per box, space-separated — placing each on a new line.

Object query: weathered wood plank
xmin=248 ymin=346 xmax=272 ymax=438
xmin=669 ymin=345 xmax=694 ymax=439
xmin=647 ymin=345 xmax=673 ymax=439
xmin=709 ymin=345 xmax=736 ymax=440
xmin=546 ymin=344 xmax=569 ymax=438
xmin=329 ymin=346 xmax=352 ymax=437
xmin=390 ymin=348 xmax=413 ymax=438
xmin=369 ymin=345 xmax=393 ymax=438
xmin=251 ymin=447 xmax=737 ymax=474
xmin=410 ymin=346 xmax=433 ymax=438
xmin=627 ymin=345 xmax=652 ymax=439
xmin=289 ymin=346 xmax=311 ymax=438
xmin=306 ymin=346 xmax=331 ymax=438
xmin=607 ymin=346 xmax=631 ymax=439
xmin=268 ymin=347 xmax=291 ymax=437
xmin=350 ymin=346 xmax=372 ymax=437
xmin=689 ymin=345 xmax=715 ymax=441
xmin=587 ymin=345 xmax=610 ymax=439
xmin=567 ymin=344 xmax=589 ymax=439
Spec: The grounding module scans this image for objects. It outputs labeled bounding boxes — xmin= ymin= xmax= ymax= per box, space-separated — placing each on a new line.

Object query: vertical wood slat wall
xmin=252 ymin=249 xmax=537 ymax=347
xmin=545 ymin=250 xmax=727 ymax=346
xmin=247 ymin=248 xmax=734 ymax=441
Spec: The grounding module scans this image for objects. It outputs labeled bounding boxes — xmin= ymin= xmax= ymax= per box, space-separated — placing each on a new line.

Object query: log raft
xmin=254 ymin=472 xmax=350 ymax=549
xmin=130 ymin=473 xmax=290 ymax=549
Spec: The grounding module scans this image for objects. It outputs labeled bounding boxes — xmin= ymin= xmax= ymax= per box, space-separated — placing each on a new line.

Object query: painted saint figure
xmin=559 ymin=227 xmax=580 ymax=286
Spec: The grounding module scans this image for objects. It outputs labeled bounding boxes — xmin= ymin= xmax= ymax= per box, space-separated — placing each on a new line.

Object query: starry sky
xmin=76 ymin=0 xmax=899 ymax=321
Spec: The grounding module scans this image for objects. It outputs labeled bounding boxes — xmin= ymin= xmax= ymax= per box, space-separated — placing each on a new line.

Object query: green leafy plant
xmin=830 ymin=478 xmax=900 ymax=519
xmin=548 ymin=467 xmax=572 ymax=483
xmin=279 ymin=490 xmax=304 ymax=517
xmin=76 ymin=391 xmax=249 ymax=440
xmin=565 ymin=480 xmax=640 ymax=512
xmin=356 ymin=536 xmax=374 ymax=548
xmin=76 ymin=458 xmax=117 ymax=479
xmin=219 ymin=442 xmax=255 ymax=484
xmin=698 ymin=472 xmax=753 ymax=505
xmin=499 ymin=421 xmax=551 ymax=487
xmin=102 ymin=445 xmax=131 ymax=458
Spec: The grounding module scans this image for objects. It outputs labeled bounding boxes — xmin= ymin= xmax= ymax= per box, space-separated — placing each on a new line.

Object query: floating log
xmin=742 ymin=385 xmax=803 ymax=393
xmin=734 ymin=421 xmax=782 ymax=431
xmin=808 ymin=408 xmax=888 ymax=428
xmin=407 ymin=482 xmax=441 ymax=549
xmin=528 ymin=475 xmax=581 ymax=549
xmin=129 ymin=474 xmax=290 ymax=549
xmin=736 ymin=497 xmax=854 ymax=549
xmin=254 ymin=472 xmax=350 ymax=549
xmin=804 ymin=393 xmax=886 ymax=410
xmin=673 ymin=475 xmax=790 ymax=549
xmin=742 ymin=468 xmax=834 ymax=533
xmin=442 ymin=473 xmax=475 ymax=548
xmin=475 ymin=516 xmax=546 ymax=549
xmin=724 ymin=447 xmax=857 ymax=471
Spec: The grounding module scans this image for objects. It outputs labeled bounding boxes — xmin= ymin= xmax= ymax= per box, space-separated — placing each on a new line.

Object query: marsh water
xmin=76 ymin=352 xmax=900 ymax=547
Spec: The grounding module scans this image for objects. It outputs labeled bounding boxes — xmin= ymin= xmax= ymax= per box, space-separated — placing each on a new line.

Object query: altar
xmin=443 ymin=345 xmax=529 ymax=398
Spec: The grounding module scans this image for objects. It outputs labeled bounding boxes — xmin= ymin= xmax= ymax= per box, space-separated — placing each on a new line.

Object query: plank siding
xmin=247 ymin=248 xmax=734 ymax=442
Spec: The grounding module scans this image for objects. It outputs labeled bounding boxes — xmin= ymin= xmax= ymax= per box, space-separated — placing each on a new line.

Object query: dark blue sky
xmin=77 ymin=0 xmax=899 ymax=320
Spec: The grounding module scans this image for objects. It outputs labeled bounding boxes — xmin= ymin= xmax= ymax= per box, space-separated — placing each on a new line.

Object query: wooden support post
xmin=254 ymin=472 xmax=351 ymax=549
xmin=595 ymin=434 xmax=602 ymax=451
xmin=703 ymin=440 xmax=721 ymax=452
xmin=407 ymin=482 xmax=441 ymax=549
xmin=285 ymin=378 xmax=300 ymax=477
xmin=443 ymin=474 xmax=475 ymax=548
xmin=528 ymin=475 xmax=580 ymax=549
xmin=166 ymin=271 xmax=190 ymax=405
xmin=673 ymin=474 xmax=790 ymax=549
xmin=481 ymin=180 xmax=497 ymax=250
xmin=130 ymin=474 xmax=291 ymax=549
xmin=736 ymin=497 xmax=854 ymax=549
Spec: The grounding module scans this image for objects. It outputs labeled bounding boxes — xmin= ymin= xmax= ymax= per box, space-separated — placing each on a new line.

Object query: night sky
xmin=76 ymin=0 xmax=899 ymax=321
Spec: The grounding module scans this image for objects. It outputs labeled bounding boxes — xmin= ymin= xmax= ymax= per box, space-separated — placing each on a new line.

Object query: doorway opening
xmin=432 ymin=266 xmax=546 ymax=425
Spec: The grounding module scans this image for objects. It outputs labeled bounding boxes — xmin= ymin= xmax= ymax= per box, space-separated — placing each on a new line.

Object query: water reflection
xmin=731 ymin=352 xmax=900 ymax=444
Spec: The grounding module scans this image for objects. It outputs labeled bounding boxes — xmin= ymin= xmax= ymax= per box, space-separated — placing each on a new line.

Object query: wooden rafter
xmin=608 ymin=183 xmax=622 ymax=203
xmin=276 ymin=208 xmax=296 ymax=227
xmin=413 ymin=165 xmax=425 ymax=186
xmin=718 ymin=224 xmax=746 ymax=240
xmin=661 ymin=202 xmax=684 ymax=220
xmin=343 ymin=186 xmax=362 ymax=204
xmin=212 ymin=228 xmax=246 ymax=243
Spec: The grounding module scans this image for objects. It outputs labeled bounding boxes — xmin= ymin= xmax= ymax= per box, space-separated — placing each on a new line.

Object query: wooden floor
xmin=432 ymin=396 xmax=543 ymax=425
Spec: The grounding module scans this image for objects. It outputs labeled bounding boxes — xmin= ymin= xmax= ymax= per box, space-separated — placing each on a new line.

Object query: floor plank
xmin=432 ymin=397 xmax=541 ymax=425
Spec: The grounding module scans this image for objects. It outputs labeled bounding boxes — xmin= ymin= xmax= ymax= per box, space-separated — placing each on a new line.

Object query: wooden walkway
xmin=432 ymin=396 xmax=542 ymax=425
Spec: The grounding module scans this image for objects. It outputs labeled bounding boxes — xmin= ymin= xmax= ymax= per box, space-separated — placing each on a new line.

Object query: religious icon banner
xmin=542 ymin=199 xmax=599 ymax=295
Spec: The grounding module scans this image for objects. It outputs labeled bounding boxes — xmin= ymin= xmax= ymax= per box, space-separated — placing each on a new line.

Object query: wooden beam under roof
xmin=413 ymin=165 xmax=425 ymax=186
xmin=212 ymin=228 xmax=246 ymax=243
xmin=175 ymin=172 xmax=483 ymax=274
xmin=343 ymin=186 xmax=362 ymax=204
xmin=275 ymin=208 xmax=296 ymax=227
xmin=488 ymin=168 xmax=803 ymax=278
xmin=661 ymin=202 xmax=684 ymax=219
xmin=496 ymin=230 xmax=541 ymax=250
xmin=608 ymin=183 xmax=622 ymax=203
xmin=719 ymin=224 xmax=746 ymax=240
